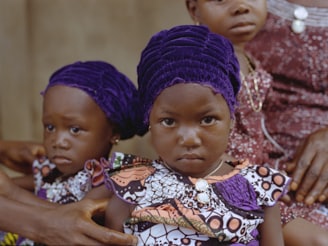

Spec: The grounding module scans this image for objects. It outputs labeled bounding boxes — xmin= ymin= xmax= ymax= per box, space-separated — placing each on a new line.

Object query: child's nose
xmin=178 ymin=126 xmax=201 ymax=148
xmin=52 ymin=133 xmax=69 ymax=149
xmin=231 ymin=0 xmax=250 ymax=15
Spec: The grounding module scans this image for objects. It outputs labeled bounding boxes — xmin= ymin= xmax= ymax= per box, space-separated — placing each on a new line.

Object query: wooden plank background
xmin=0 ymin=0 xmax=191 ymax=169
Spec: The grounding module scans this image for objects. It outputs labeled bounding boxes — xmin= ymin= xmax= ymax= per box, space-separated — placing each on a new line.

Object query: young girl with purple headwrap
xmin=95 ymin=25 xmax=290 ymax=245
xmin=1 ymin=60 xmax=145 ymax=245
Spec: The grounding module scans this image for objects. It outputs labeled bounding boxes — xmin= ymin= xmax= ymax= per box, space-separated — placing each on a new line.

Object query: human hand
xmin=0 ymin=140 xmax=45 ymax=174
xmin=38 ymin=198 xmax=137 ymax=245
xmin=285 ymin=127 xmax=328 ymax=205
xmin=0 ymin=169 xmax=13 ymax=196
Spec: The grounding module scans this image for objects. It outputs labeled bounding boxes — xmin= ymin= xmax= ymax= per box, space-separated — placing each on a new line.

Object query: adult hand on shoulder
xmin=286 ymin=127 xmax=328 ymax=205
xmin=0 ymin=169 xmax=13 ymax=196
xmin=39 ymin=198 xmax=138 ymax=245
xmin=0 ymin=140 xmax=45 ymax=174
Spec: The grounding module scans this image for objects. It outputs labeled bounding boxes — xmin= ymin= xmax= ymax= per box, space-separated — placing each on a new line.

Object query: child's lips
xmin=180 ymin=153 xmax=200 ymax=159
xmin=178 ymin=154 xmax=203 ymax=162
xmin=230 ymin=22 xmax=255 ymax=33
xmin=51 ymin=156 xmax=72 ymax=165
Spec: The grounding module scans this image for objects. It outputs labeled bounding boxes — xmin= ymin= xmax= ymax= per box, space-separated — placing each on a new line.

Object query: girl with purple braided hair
xmin=97 ymin=25 xmax=290 ymax=245
xmin=1 ymin=60 xmax=145 ymax=245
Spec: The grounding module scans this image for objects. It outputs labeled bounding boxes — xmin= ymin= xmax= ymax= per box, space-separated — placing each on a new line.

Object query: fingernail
xmin=319 ymin=195 xmax=326 ymax=202
xmin=305 ymin=197 xmax=314 ymax=205
xmin=290 ymin=181 xmax=298 ymax=191
xmin=296 ymin=194 xmax=304 ymax=202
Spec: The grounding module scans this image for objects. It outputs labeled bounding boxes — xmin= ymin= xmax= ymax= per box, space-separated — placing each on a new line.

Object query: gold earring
xmin=195 ymin=21 xmax=200 ymax=26
xmin=114 ymin=139 xmax=119 ymax=145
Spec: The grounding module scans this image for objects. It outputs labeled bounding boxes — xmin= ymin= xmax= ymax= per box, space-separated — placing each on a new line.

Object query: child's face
xmin=42 ymin=85 xmax=116 ymax=176
xmin=186 ymin=0 xmax=267 ymax=46
xmin=149 ymin=83 xmax=231 ymax=178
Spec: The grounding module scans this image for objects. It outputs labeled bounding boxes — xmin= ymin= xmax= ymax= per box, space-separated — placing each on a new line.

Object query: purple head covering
xmin=137 ymin=25 xmax=241 ymax=128
xmin=44 ymin=60 xmax=146 ymax=139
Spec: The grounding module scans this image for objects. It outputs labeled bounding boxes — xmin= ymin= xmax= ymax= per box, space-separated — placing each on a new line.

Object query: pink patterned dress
xmin=246 ymin=0 xmax=328 ymax=228
xmin=226 ymin=55 xmax=272 ymax=165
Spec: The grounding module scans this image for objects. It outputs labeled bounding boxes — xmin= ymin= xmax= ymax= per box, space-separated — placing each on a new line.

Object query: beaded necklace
xmin=240 ymin=54 xmax=263 ymax=113
xmin=162 ymin=159 xmax=225 ymax=204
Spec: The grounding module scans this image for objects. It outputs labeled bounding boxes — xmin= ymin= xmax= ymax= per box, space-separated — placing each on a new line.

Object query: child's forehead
xmin=155 ymin=83 xmax=224 ymax=104
xmin=159 ymin=82 xmax=215 ymax=95
xmin=152 ymin=83 xmax=230 ymax=118
xmin=43 ymin=85 xmax=102 ymax=114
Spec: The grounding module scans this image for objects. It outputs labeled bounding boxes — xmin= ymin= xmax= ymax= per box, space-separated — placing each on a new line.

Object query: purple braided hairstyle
xmin=43 ymin=60 xmax=146 ymax=139
xmin=137 ymin=25 xmax=241 ymax=129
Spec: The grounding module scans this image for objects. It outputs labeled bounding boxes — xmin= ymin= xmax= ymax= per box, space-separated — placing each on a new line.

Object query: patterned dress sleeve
xmin=240 ymin=164 xmax=291 ymax=207
xmin=102 ymin=152 xmax=154 ymax=204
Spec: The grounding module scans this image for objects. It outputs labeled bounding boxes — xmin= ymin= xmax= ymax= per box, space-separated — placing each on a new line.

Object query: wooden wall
xmin=0 ymin=0 xmax=191 ymax=161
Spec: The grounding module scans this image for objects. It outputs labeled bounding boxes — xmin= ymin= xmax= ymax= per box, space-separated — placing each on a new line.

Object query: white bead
xmin=291 ymin=19 xmax=306 ymax=33
xmin=195 ymin=179 xmax=209 ymax=192
xmin=294 ymin=6 xmax=308 ymax=20
xmin=197 ymin=192 xmax=210 ymax=204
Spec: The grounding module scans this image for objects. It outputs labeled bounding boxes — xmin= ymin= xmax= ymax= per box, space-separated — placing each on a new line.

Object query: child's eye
xmin=45 ymin=124 xmax=55 ymax=132
xmin=70 ymin=126 xmax=81 ymax=135
xmin=200 ymin=116 xmax=217 ymax=126
xmin=160 ymin=118 xmax=176 ymax=127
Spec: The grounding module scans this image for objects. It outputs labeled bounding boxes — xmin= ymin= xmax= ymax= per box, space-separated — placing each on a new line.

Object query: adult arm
xmin=0 ymin=169 xmax=137 ymax=245
xmin=286 ymin=127 xmax=328 ymax=205
xmin=0 ymin=170 xmax=55 ymax=208
xmin=0 ymin=140 xmax=45 ymax=174
xmin=259 ymin=204 xmax=284 ymax=246
xmin=0 ymin=196 xmax=137 ymax=245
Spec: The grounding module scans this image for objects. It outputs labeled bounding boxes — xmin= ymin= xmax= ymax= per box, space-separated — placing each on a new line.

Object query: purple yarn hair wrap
xmin=44 ymin=60 xmax=146 ymax=139
xmin=137 ymin=25 xmax=241 ymax=128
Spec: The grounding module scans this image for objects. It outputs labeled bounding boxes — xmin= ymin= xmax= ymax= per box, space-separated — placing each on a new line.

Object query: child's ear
xmin=185 ymin=0 xmax=200 ymax=24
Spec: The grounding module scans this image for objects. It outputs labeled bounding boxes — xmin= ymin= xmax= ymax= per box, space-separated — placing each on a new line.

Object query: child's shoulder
xmin=107 ymin=151 xmax=153 ymax=171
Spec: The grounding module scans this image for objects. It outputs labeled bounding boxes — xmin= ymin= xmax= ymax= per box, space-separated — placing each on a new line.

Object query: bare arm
xmin=0 ymin=169 xmax=56 ymax=208
xmin=0 ymin=169 xmax=137 ymax=245
xmin=12 ymin=174 xmax=35 ymax=191
xmin=0 ymin=140 xmax=45 ymax=174
xmin=259 ymin=204 xmax=284 ymax=246
xmin=0 ymin=196 xmax=137 ymax=245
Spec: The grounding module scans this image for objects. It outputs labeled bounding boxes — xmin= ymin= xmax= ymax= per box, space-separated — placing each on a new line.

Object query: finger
xmin=286 ymin=139 xmax=306 ymax=173
xmin=21 ymin=146 xmax=39 ymax=164
xmin=30 ymin=144 xmax=46 ymax=158
xmin=295 ymin=155 xmax=326 ymax=203
xmin=304 ymin=163 xmax=328 ymax=204
xmin=95 ymin=228 xmax=138 ymax=246
xmin=285 ymin=161 xmax=296 ymax=173
xmin=279 ymin=193 xmax=292 ymax=205
xmin=289 ymin=142 xmax=316 ymax=191
xmin=2 ymin=159 xmax=31 ymax=174
xmin=319 ymin=185 xmax=328 ymax=203
xmin=81 ymin=214 xmax=138 ymax=245
xmin=290 ymin=157 xmax=311 ymax=191
xmin=85 ymin=198 xmax=108 ymax=215
xmin=81 ymin=199 xmax=138 ymax=245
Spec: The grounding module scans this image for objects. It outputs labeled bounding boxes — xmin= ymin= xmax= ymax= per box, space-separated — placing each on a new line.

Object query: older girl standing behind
xmin=185 ymin=0 xmax=272 ymax=165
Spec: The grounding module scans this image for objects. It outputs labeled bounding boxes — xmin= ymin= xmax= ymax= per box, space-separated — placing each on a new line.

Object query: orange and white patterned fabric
xmin=103 ymin=152 xmax=290 ymax=246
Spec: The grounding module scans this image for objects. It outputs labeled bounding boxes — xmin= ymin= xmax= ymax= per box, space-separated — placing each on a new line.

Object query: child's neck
xmin=234 ymin=47 xmax=252 ymax=77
